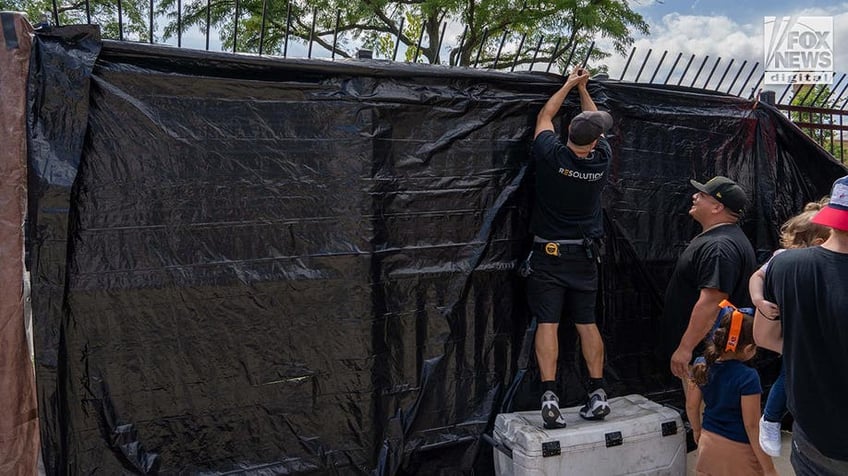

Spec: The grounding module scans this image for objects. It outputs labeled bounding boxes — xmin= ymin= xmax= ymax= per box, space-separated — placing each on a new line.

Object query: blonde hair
xmin=779 ymin=198 xmax=831 ymax=249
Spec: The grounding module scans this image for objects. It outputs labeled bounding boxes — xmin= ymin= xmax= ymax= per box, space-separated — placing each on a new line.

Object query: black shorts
xmin=526 ymin=251 xmax=598 ymax=325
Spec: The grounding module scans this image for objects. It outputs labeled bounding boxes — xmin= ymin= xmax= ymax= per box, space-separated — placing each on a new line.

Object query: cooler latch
xmin=662 ymin=421 xmax=678 ymax=436
xmin=542 ymin=440 xmax=561 ymax=457
xmin=605 ymin=431 xmax=623 ymax=447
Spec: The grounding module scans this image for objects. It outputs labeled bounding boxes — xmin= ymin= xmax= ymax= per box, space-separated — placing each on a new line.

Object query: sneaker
xmin=541 ymin=390 xmax=567 ymax=429
xmin=579 ymin=388 xmax=611 ymax=420
xmin=759 ymin=416 xmax=782 ymax=457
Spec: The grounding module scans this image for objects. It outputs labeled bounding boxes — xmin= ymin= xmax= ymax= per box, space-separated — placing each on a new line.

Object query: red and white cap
xmin=812 ymin=175 xmax=848 ymax=231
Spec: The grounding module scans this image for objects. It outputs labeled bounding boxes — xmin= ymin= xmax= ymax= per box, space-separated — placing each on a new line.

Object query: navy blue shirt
xmin=700 ymin=359 xmax=762 ymax=443
xmin=530 ymin=131 xmax=611 ymax=239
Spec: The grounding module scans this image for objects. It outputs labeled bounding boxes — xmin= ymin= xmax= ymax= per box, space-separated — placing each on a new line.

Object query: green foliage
xmin=1 ymin=0 xmax=152 ymax=40
xmin=789 ymin=84 xmax=846 ymax=163
xmin=3 ymin=0 xmax=649 ymax=70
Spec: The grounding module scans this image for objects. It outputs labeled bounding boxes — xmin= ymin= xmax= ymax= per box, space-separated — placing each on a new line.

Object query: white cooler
xmin=492 ymin=394 xmax=685 ymax=476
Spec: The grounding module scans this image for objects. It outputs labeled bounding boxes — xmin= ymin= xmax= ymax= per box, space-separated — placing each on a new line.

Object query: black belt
xmin=533 ymin=241 xmax=585 ymax=257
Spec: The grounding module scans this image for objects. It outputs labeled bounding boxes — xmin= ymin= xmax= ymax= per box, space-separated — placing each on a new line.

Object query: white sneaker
xmin=541 ymin=391 xmax=567 ymax=429
xmin=579 ymin=388 xmax=611 ymax=420
xmin=759 ymin=416 xmax=782 ymax=457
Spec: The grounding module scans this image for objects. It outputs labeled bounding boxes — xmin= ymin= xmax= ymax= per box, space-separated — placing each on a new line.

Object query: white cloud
xmin=595 ymin=7 xmax=848 ymax=101
xmin=603 ymin=13 xmax=760 ymax=90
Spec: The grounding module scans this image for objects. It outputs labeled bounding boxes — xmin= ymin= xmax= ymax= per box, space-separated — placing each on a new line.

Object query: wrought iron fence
xmin=616 ymin=47 xmax=847 ymax=163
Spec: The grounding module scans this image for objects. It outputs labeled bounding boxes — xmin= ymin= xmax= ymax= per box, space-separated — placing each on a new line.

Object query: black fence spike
xmin=149 ymin=0 xmax=154 ymax=44
xmin=392 ymin=17 xmax=405 ymax=62
xmin=649 ymin=50 xmax=667 ymax=83
xmin=511 ymin=33 xmax=527 ymax=72
xmin=664 ymin=52 xmax=682 ymax=84
xmin=677 ymin=54 xmax=695 ymax=86
xmin=798 ymin=83 xmax=817 ymax=105
xmin=736 ymin=62 xmax=758 ymax=97
xmin=118 ymin=0 xmax=124 ymax=41
xmin=778 ymin=83 xmax=793 ymax=104
xmin=810 ymin=80 xmax=833 ymax=106
xmin=177 ymin=0 xmax=183 ymax=46
xmin=436 ymin=22 xmax=447 ymax=64
xmin=829 ymin=78 xmax=848 ymax=108
xmin=562 ymin=36 xmax=577 ymax=70
xmin=205 ymin=0 xmax=210 ymax=50
xmin=715 ymin=58 xmax=734 ymax=91
xmin=529 ymin=35 xmax=544 ymax=72
xmin=725 ymin=60 xmax=746 ymax=94
xmin=51 ymin=0 xmax=59 ymax=26
xmin=307 ymin=8 xmax=317 ymax=58
xmin=634 ymin=48 xmax=652 ymax=83
xmin=283 ymin=1 xmax=291 ymax=57
xmin=821 ymin=74 xmax=846 ymax=106
xmin=232 ymin=0 xmax=240 ymax=52
xmin=546 ymin=36 xmax=562 ymax=73
xmin=413 ymin=20 xmax=426 ymax=63
xmin=493 ymin=30 xmax=508 ymax=69
xmin=85 ymin=0 xmax=90 ymax=24
xmin=581 ymin=41 xmax=594 ymax=68
xmin=474 ymin=29 xmax=489 ymax=68
xmin=746 ymin=73 xmax=764 ymax=100
xmin=702 ymin=57 xmax=721 ymax=89
xmin=331 ymin=9 xmax=340 ymax=59
xmin=455 ymin=25 xmax=468 ymax=66
xmin=620 ymin=46 xmax=636 ymax=80
xmin=259 ymin=0 xmax=269 ymax=55
xmin=689 ymin=55 xmax=710 ymax=88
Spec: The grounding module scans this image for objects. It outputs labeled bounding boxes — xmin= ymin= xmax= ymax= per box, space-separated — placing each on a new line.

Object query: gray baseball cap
xmin=568 ymin=111 xmax=613 ymax=146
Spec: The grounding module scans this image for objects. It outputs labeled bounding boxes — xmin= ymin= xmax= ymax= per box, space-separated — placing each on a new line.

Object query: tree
xmin=1 ymin=0 xmax=152 ymax=40
xmin=3 ymin=0 xmax=649 ymax=70
xmin=789 ymin=84 xmax=846 ymax=163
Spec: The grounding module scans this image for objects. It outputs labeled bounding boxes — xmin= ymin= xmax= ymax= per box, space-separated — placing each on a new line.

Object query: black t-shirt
xmin=530 ymin=131 xmax=612 ymax=239
xmin=661 ymin=224 xmax=756 ymax=358
xmin=765 ymin=246 xmax=848 ymax=461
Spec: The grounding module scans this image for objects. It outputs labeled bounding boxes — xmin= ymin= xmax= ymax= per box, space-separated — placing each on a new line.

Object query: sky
xmin=174 ymin=1 xmax=848 ymax=99
xmin=602 ymin=0 xmax=848 ymax=96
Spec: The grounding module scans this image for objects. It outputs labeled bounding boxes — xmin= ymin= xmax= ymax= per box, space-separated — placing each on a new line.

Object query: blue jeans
xmin=791 ymin=424 xmax=848 ymax=476
xmin=763 ymin=362 xmax=786 ymax=422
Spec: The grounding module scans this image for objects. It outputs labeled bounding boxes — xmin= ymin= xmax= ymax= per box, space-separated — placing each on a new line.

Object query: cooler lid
xmin=493 ymin=394 xmax=682 ymax=457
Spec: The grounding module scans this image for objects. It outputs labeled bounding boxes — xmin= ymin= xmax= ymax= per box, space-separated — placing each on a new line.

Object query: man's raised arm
xmin=535 ymin=67 xmax=589 ymax=139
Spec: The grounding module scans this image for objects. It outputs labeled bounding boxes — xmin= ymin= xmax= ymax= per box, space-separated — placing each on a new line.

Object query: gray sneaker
xmin=541 ymin=390 xmax=567 ymax=429
xmin=579 ymin=388 xmax=611 ymax=420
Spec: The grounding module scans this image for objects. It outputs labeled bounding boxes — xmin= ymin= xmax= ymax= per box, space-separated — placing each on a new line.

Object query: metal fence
xmin=617 ymin=47 xmax=848 ymax=163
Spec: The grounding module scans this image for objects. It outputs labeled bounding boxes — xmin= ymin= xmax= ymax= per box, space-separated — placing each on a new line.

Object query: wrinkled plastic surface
xmin=26 ymin=27 xmax=847 ymax=475
xmin=0 ymin=12 xmax=40 ymax=475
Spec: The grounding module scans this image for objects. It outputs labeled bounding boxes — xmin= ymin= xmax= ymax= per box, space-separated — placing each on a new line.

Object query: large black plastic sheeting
xmin=26 ymin=25 xmax=847 ymax=475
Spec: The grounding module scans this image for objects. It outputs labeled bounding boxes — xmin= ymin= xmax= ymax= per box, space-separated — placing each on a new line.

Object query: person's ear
xmin=812 ymin=237 xmax=826 ymax=246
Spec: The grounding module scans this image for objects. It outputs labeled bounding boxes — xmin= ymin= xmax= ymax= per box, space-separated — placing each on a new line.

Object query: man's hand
xmin=576 ymin=68 xmax=590 ymax=88
xmin=566 ymin=66 xmax=589 ymax=88
xmin=753 ymin=298 xmax=780 ymax=320
xmin=670 ymin=346 xmax=693 ymax=379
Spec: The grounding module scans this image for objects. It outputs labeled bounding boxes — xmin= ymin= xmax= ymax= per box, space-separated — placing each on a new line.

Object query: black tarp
xmin=26 ymin=26 xmax=847 ymax=474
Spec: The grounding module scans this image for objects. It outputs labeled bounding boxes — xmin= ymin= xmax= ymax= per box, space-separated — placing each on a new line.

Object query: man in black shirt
xmin=757 ymin=176 xmax=848 ymax=475
xmin=528 ymin=67 xmax=613 ymax=429
xmin=664 ymin=176 xmax=756 ymax=380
